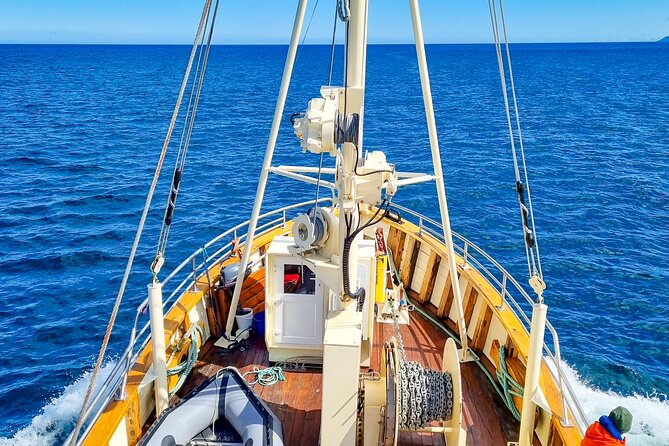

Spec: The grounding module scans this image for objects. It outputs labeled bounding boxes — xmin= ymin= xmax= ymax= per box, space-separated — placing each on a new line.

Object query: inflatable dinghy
xmin=138 ymin=367 xmax=283 ymax=446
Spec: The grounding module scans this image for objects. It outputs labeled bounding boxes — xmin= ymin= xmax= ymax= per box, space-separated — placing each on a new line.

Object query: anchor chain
xmin=389 ymin=293 xmax=407 ymax=362
xmin=398 ymin=361 xmax=454 ymax=430
xmin=356 ymin=375 xmax=365 ymax=445
xmin=389 ymin=291 xmax=454 ymax=430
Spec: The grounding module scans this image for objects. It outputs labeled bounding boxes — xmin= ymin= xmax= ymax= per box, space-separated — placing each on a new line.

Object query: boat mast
xmin=408 ymin=0 xmax=471 ymax=358
xmin=221 ymin=0 xmax=309 ymax=344
xmin=337 ymin=0 xmax=368 ymax=302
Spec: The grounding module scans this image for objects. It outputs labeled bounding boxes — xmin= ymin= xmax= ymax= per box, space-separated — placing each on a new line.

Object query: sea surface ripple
xmin=0 ymin=43 xmax=667 ymax=444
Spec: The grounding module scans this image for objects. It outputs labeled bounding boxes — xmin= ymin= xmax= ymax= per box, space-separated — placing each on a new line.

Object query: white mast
xmin=220 ymin=0 xmax=309 ymax=344
xmin=336 ymin=0 xmax=368 ymax=303
xmin=408 ymin=0 xmax=470 ymax=357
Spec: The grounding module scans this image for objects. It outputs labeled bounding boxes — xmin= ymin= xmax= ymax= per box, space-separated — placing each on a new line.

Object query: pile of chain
xmin=398 ymin=360 xmax=454 ymax=429
xmin=389 ymin=292 xmax=454 ymax=430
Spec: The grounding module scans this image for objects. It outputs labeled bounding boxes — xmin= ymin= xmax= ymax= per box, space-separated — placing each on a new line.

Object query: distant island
xmin=659 ymin=36 xmax=669 ymax=43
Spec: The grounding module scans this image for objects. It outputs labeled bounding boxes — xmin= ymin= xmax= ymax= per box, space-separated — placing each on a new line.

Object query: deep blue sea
xmin=0 ymin=43 xmax=667 ymax=444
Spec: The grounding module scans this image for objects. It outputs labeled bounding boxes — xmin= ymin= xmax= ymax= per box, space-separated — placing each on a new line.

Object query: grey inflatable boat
xmin=138 ymin=367 xmax=283 ymax=446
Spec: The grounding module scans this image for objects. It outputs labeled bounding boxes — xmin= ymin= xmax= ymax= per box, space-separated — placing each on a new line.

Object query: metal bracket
xmin=458 ymin=347 xmax=479 ymax=363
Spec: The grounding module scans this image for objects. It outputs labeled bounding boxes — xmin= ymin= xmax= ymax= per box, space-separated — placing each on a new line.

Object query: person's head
xmin=609 ymin=406 xmax=633 ymax=434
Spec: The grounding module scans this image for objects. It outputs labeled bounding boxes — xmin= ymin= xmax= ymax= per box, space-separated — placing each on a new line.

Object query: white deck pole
xmin=519 ymin=302 xmax=548 ymax=446
xmin=224 ymin=0 xmax=309 ymax=338
xmin=148 ymin=281 xmax=169 ymax=415
xmin=337 ymin=0 xmax=368 ymax=304
xmin=408 ymin=0 xmax=470 ymax=356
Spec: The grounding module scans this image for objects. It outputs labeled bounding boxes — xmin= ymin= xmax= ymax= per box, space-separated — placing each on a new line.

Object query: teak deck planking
xmin=177 ymin=311 xmax=514 ymax=446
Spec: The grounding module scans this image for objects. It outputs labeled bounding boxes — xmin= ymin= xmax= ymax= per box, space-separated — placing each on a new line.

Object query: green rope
xmin=496 ymin=345 xmax=524 ymax=421
xmin=166 ymin=324 xmax=205 ymax=398
xmin=243 ymin=366 xmax=286 ymax=386
xmin=405 ymin=295 xmax=525 ymax=422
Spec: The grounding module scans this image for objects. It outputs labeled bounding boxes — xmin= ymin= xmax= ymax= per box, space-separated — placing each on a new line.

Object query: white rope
xmin=66 ymin=2 xmax=214 ymax=445
xmin=487 ymin=0 xmax=544 ymax=287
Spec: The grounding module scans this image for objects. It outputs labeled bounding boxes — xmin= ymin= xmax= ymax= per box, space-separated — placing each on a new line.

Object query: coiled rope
xmin=166 ymin=324 xmax=206 ymax=398
xmin=496 ymin=345 xmax=524 ymax=421
xmin=243 ymin=366 xmax=286 ymax=386
xmin=67 ymin=2 xmax=215 ymax=444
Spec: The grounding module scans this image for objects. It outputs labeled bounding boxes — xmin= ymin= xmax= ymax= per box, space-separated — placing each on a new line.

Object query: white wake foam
xmin=2 ymin=360 xmax=668 ymax=445
xmin=0 ymin=362 xmax=115 ymax=446
xmin=561 ymin=363 xmax=669 ymax=445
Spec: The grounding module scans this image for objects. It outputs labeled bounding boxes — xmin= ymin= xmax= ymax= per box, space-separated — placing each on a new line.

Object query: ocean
xmin=0 ymin=43 xmax=667 ymax=444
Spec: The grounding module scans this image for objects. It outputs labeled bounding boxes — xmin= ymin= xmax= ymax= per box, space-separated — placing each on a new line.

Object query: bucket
xmin=235 ymin=307 xmax=253 ymax=332
xmin=253 ymin=311 xmax=265 ymax=336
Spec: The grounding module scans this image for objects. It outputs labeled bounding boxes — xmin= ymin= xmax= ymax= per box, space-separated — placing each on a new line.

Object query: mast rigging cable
xmin=487 ymin=0 xmax=545 ymax=299
xmin=67 ymin=1 xmax=217 ymax=444
xmin=154 ymin=0 xmax=220 ymax=274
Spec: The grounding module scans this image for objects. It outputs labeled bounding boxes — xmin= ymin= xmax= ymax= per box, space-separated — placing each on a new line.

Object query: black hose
xmin=341 ymin=202 xmax=392 ymax=309
xmin=342 ymin=236 xmax=366 ymax=307
xmin=289 ymin=112 xmax=303 ymax=125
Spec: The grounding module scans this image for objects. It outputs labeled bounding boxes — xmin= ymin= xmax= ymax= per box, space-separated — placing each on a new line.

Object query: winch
xmin=292 ymin=207 xmax=330 ymax=252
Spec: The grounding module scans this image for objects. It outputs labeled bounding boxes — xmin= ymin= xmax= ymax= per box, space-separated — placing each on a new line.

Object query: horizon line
xmin=0 ymin=39 xmax=665 ymax=46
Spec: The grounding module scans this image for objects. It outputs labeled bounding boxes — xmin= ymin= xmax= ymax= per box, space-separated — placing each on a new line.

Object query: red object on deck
xmin=284 ymin=273 xmax=301 ymax=292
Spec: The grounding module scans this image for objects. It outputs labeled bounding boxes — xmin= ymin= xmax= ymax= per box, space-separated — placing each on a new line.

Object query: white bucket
xmin=235 ymin=307 xmax=254 ymax=332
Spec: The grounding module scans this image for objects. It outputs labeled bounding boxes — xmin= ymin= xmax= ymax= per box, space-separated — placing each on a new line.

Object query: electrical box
xmin=264 ymin=236 xmax=376 ymax=363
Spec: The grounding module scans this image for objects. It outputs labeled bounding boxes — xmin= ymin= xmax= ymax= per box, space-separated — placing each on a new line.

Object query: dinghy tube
xmin=139 ymin=367 xmax=283 ymax=446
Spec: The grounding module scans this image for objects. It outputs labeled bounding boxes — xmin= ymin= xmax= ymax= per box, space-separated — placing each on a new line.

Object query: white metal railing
xmin=390 ymin=202 xmax=588 ymax=431
xmin=65 ymin=198 xmax=333 ymax=446
xmin=67 ymin=198 xmax=586 ymax=444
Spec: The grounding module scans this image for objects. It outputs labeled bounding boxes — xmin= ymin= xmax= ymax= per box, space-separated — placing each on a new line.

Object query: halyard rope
xmin=67 ymin=2 xmax=214 ymax=444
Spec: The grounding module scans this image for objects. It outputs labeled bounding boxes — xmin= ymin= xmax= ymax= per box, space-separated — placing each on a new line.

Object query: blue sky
xmin=0 ymin=0 xmax=667 ymax=44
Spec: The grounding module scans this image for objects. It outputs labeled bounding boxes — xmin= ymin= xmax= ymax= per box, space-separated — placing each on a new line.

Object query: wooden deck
xmin=177 ymin=311 xmax=517 ymax=446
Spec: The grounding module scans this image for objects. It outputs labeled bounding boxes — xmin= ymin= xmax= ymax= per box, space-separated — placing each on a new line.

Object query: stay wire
xmin=156 ymin=0 xmax=220 ymax=260
xmin=314 ymin=0 xmax=340 ymax=210
xmin=66 ymin=1 xmax=214 ymax=445
xmin=327 ymin=3 xmax=338 ymax=86
xmin=342 ymin=8 xmax=351 ymax=237
xmin=488 ymin=0 xmax=532 ymax=276
xmin=295 ymin=0 xmax=320 ymax=65
xmin=498 ymin=0 xmax=543 ymax=278
xmin=156 ymin=6 xmax=209 ymax=258
xmin=488 ymin=0 xmax=542 ymax=281
xmin=314 ymin=152 xmax=324 ymax=208
xmin=179 ymin=0 xmax=220 ymax=172
xmin=177 ymin=7 xmax=210 ymax=170
xmin=156 ymin=4 xmax=208 ymax=257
